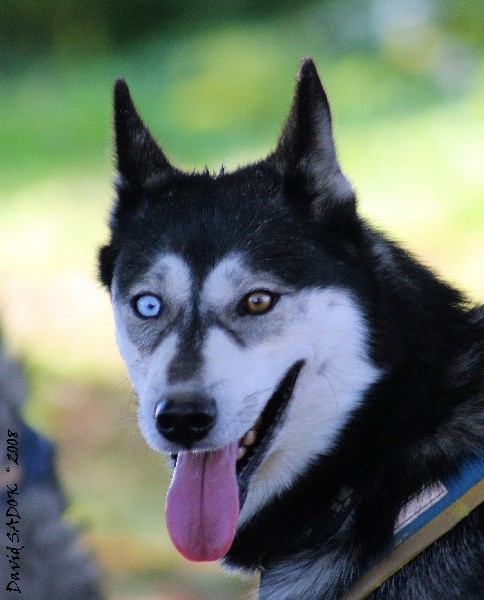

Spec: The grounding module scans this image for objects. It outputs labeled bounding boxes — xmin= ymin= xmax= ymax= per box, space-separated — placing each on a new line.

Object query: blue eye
xmin=134 ymin=294 xmax=162 ymax=318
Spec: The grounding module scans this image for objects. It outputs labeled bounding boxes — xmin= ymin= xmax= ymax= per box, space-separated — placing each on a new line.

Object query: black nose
xmin=154 ymin=393 xmax=217 ymax=447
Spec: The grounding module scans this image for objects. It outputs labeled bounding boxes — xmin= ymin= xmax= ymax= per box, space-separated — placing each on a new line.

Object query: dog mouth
xmin=235 ymin=360 xmax=304 ymax=506
xmin=165 ymin=360 xmax=304 ymax=563
xmin=168 ymin=360 xmax=304 ymax=500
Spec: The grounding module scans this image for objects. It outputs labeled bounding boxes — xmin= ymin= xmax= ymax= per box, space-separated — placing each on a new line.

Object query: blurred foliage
xmin=0 ymin=0 xmax=483 ymax=73
xmin=441 ymin=0 xmax=484 ymax=47
xmin=0 ymin=0 xmax=317 ymax=69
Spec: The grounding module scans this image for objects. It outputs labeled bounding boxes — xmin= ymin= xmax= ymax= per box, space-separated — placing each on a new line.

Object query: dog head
xmin=99 ymin=58 xmax=381 ymax=562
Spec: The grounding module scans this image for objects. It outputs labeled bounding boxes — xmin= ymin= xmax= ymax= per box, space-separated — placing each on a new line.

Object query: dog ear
xmin=114 ymin=79 xmax=175 ymax=189
xmin=270 ymin=58 xmax=356 ymax=222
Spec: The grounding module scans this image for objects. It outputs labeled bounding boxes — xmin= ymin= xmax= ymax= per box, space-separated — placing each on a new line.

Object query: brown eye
xmin=243 ymin=291 xmax=276 ymax=315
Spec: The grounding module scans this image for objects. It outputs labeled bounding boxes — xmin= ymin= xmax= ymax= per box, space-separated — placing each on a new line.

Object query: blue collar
xmin=391 ymin=451 xmax=484 ymax=549
xmin=344 ymin=451 xmax=484 ymax=599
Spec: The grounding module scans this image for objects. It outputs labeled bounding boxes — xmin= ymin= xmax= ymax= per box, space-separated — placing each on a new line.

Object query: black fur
xmin=100 ymin=58 xmax=484 ymax=599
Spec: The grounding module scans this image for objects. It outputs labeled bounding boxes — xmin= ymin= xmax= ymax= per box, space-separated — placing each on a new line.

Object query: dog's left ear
xmin=114 ymin=79 xmax=176 ymax=189
xmin=270 ymin=58 xmax=356 ymax=223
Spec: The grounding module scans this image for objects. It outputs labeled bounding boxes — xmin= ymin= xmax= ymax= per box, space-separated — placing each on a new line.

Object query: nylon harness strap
xmin=343 ymin=453 xmax=484 ymax=600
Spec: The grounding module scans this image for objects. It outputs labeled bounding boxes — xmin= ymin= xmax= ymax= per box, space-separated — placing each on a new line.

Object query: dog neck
xmin=255 ymin=451 xmax=484 ymax=599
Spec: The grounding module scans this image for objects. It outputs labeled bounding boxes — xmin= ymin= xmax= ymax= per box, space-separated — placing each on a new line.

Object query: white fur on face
xmin=196 ymin=255 xmax=381 ymax=523
xmin=237 ymin=288 xmax=381 ymax=523
xmin=112 ymin=253 xmax=192 ymax=450
xmin=113 ymin=251 xmax=381 ymax=519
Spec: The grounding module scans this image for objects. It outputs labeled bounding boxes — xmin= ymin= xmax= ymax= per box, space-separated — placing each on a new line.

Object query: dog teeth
xmin=242 ymin=429 xmax=258 ymax=447
xmin=237 ymin=428 xmax=259 ymax=462
xmin=237 ymin=419 xmax=262 ymax=462
xmin=237 ymin=446 xmax=247 ymax=461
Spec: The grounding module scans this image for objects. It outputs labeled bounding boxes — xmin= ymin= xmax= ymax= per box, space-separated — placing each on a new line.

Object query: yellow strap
xmin=342 ymin=478 xmax=484 ymax=600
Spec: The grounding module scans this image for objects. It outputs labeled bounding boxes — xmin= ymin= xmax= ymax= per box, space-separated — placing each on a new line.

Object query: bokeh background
xmin=0 ymin=1 xmax=482 ymax=598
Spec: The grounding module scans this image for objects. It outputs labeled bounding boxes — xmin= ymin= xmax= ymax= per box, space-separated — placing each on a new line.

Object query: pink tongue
xmin=165 ymin=442 xmax=239 ymax=562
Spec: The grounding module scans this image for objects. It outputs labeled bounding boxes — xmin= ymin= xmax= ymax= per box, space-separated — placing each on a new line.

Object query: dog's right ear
xmin=114 ymin=79 xmax=175 ymax=189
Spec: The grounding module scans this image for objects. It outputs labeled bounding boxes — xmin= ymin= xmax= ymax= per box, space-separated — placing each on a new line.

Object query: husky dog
xmin=99 ymin=58 xmax=484 ymax=599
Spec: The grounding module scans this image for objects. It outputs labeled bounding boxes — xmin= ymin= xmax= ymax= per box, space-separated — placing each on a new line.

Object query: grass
xmin=0 ymin=9 xmax=483 ymax=598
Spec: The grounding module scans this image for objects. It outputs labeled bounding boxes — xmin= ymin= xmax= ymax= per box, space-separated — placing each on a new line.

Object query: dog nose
xmin=154 ymin=393 xmax=217 ymax=447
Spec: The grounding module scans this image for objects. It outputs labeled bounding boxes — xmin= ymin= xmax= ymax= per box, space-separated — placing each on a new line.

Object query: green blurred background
xmin=0 ymin=1 xmax=482 ymax=598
